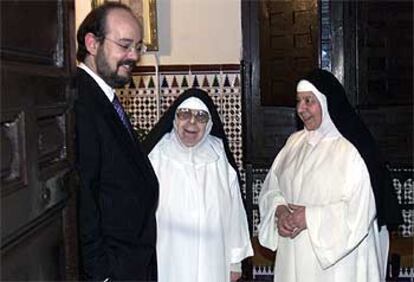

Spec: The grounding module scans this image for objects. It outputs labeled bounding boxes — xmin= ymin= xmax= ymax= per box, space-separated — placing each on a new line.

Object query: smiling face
xmin=95 ymin=9 xmax=142 ymax=88
xmin=175 ymin=109 xmax=209 ymax=147
xmin=296 ymin=91 xmax=322 ymax=131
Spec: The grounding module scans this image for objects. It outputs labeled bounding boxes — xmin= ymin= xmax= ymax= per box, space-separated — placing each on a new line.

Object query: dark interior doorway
xmin=1 ymin=1 xmax=78 ymax=280
xmin=241 ymin=0 xmax=412 ymax=279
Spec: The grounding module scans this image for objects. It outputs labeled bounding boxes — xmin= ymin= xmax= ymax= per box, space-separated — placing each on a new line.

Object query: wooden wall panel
xmin=2 ymin=213 xmax=64 ymax=280
xmin=356 ymin=1 xmax=413 ymax=166
xmin=1 ymin=0 xmax=77 ymax=280
xmin=250 ymin=107 xmax=297 ymax=165
xmin=37 ymin=108 xmax=69 ymax=179
xmin=1 ymin=111 xmax=27 ymax=197
xmin=260 ymin=0 xmax=318 ymax=106
xmin=1 ymin=1 xmax=63 ymax=66
xmin=360 ymin=107 xmax=412 ymax=166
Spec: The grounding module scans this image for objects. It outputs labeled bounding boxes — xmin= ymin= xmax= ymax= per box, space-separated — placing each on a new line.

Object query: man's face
xmin=95 ymin=9 xmax=143 ymax=88
xmin=296 ymin=91 xmax=322 ymax=131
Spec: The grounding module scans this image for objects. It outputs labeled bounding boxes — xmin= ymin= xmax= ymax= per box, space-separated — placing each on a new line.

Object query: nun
xmin=144 ymin=88 xmax=253 ymax=282
xmin=258 ymin=69 xmax=401 ymax=282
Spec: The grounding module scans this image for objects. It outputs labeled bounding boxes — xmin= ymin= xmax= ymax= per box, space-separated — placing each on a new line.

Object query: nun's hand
xmin=230 ymin=271 xmax=241 ymax=281
xmin=276 ymin=205 xmax=295 ymax=237
xmin=288 ymin=204 xmax=306 ymax=238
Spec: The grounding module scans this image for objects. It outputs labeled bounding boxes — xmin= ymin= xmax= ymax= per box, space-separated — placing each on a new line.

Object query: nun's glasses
xmin=176 ymin=108 xmax=210 ymax=123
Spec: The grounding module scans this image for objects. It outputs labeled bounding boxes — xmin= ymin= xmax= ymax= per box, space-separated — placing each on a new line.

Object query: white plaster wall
xmin=75 ymin=0 xmax=91 ymax=38
xmin=74 ymin=0 xmax=241 ymax=65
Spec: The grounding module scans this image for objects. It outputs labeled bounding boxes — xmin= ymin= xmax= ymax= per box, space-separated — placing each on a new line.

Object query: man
xmin=74 ymin=3 xmax=158 ymax=281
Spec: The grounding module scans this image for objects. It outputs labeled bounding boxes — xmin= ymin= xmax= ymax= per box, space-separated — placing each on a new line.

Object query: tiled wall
xmin=391 ymin=167 xmax=414 ymax=237
xmin=117 ymin=64 xmax=246 ymax=193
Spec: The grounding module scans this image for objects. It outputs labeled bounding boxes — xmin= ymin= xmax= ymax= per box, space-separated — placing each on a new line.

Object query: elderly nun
xmin=258 ymin=69 xmax=401 ymax=282
xmin=144 ymin=88 xmax=253 ymax=282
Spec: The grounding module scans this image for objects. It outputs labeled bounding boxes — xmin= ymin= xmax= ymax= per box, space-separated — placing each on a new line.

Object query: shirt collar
xmin=78 ymin=62 xmax=115 ymax=102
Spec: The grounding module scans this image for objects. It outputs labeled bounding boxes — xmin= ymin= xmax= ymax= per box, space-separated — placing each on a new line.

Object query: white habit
xmin=258 ymin=130 xmax=384 ymax=282
xmin=149 ymin=131 xmax=253 ymax=282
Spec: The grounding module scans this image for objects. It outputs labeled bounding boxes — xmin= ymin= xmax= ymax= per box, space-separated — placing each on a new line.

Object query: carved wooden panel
xmin=1 ymin=70 xmax=67 ymax=110
xmin=37 ymin=108 xmax=68 ymax=179
xmin=242 ymin=0 xmax=304 ymax=168
xmin=35 ymin=77 xmax=68 ymax=105
xmin=260 ymin=0 xmax=318 ymax=106
xmin=357 ymin=1 xmax=413 ymax=166
xmin=255 ymin=107 xmax=297 ymax=164
xmin=2 ymin=214 xmax=64 ymax=280
xmin=357 ymin=1 xmax=412 ymax=106
xmin=1 ymin=111 xmax=27 ymax=196
xmin=360 ymin=107 xmax=412 ymax=166
xmin=1 ymin=1 xmax=64 ymax=66
xmin=1 ymin=0 xmax=76 ymax=280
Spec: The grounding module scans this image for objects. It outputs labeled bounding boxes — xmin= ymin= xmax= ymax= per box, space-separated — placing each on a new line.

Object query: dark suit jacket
xmin=74 ymin=68 xmax=159 ymax=281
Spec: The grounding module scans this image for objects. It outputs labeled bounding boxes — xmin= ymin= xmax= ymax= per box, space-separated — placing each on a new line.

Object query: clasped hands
xmin=276 ymin=204 xmax=306 ymax=238
xmin=230 ymin=271 xmax=241 ymax=282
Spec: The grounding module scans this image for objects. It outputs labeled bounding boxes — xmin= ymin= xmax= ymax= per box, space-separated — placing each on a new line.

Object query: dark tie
xmin=112 ymin=95 xmax=133 ymax=137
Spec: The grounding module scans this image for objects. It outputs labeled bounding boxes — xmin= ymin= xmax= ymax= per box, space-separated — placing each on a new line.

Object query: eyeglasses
xmin=104 ymin=37 xmax=147 ymax=54
xmin=176 ymin=108 xmax=210 ymax=123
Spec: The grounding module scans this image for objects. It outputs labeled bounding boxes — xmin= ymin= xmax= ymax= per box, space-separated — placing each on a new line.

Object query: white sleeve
xmin=229 ymin=166 xmax=254 ymax=263
xmin=257 ymin=156 xmax=288 ymax=251
xmin=230 ymin=262 xmax=242 ymax=272
xmin=305 ymin=150 xmax=377 ymax=269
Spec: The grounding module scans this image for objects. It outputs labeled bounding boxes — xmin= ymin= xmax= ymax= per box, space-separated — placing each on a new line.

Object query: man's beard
xmin=96 ymin=48 xmax=135 ymax=88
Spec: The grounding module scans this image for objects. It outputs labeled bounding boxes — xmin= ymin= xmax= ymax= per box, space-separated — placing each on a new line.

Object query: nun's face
xmin=175 ymin=108 xmax=209 ymax=147
xmin=296 ymin=91 xmax=322 ymax=130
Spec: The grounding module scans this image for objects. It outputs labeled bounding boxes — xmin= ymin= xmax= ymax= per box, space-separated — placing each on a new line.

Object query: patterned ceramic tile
xmin=117 ymin=66 xmax=243 ymax=175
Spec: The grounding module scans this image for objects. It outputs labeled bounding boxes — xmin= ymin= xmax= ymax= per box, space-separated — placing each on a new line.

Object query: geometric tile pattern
xmin=390 ymin=167 xmax=414 ymax=237
xmin=398 ymin=267 xmax=414 ymax=279
xmin=253 ymin=264 xmax=274 ymax=280
xmin=400 ymin=209 xmax=414 ymax=238
xmin=253 ymin=178 xmax=263 ymax=206
xmin=393 ymin=174 xmax=414 ymax=205
xmin=116 ymin=65 xmax=245 ymax=193
xmin=251 ymin=168 xmax=269 ymax=237
xmin=252 ymin=208 xmax=260 ymax=237
xmin=239 ymin=168 xmax=246 ymax=199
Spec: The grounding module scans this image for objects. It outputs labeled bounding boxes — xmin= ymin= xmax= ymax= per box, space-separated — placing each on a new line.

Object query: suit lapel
xmin=78 ymin=68 xmax=157 ymax=183
xmin=99 ymin=91 xmax=155 ymax=176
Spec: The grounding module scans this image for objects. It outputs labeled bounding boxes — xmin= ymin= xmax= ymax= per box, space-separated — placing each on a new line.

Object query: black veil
xmin=143 ymin=88 xmax=240 ymax=179
xmin=301 ymin=69 xmax=402 ymax=229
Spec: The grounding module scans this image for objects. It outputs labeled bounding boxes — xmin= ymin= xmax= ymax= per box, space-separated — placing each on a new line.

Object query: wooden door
xmin=355 ymin=1 xmax=413 ymax=166
xmin=241 ymin=0 xmax=318 ymax=167
xmin=242 ymin=0 xmax=319 ymax=279
xmin=1 ymin=0 xmax=77 ymax=280
xmin=260 ymin=0 xmax=318 ymax=106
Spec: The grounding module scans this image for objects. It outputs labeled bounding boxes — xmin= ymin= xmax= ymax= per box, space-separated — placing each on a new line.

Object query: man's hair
xmin=76 ymin=2 xmax=135 ymax=62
